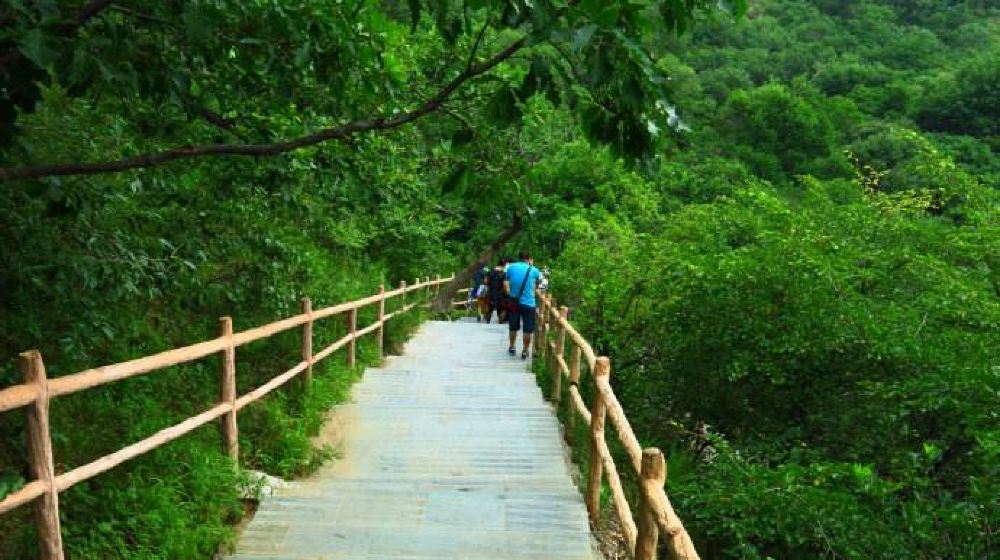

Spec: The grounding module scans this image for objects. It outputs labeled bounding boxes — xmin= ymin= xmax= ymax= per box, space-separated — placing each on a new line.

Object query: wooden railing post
xmin=533 ymin=298 xmax=542 ymax=353
xmin=536 ymin=295 xmax=548 ymax=354
xmin=549 ymin=297 xmax=559 ymax=361
xmin=546 ymin=296 xmax=554 ymax=351
xmin=434 ymin=274 xmax=441 ymax=297
xmin=218 ymin=317 xmax=238 ymax=465
xmin=551 ymin=306 xmax=569 ymax=404
xmin=400 ymin=280 xmax=407 ymax=311
xmin=566 ymin=344 xmax=582 ymax=445
xmin=20 ymin=351 xmax=64 ymax=560
xmin=586 ymin=356 xmax=610 ymax=525
xmin=301 ymin=298 xmax=313 ymax=385
xmin=545 ymin=314 xmax=556 ymax=391
xmin=347 ymin=307 xmax=357 ymax=368
xmin=376 ymin=285 xmax=386 ymax=359
xmin=545 ymin=299 xmax=559 ymax=377
xmin=636 ymin=448 xmax=667 ymax=560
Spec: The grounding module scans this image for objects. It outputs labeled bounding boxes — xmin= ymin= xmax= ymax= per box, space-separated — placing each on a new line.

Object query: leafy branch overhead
xmin=0 ymin=0 xmax=745 ymax=183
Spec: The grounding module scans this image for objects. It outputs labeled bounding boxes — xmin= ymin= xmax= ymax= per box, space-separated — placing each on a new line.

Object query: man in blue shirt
xmin=504 ymin=251 xmax=542 ymax=359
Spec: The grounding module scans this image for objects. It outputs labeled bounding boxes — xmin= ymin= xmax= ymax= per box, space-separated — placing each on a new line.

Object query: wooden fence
xmin=0 ymin=274 xmax=452 ymax=560
xmin=536 ymin=294 xmax=701 ymax=560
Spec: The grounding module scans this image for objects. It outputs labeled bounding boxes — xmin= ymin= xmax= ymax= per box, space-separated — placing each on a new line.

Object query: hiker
xmin=468 ymin=264 xmax=487 ymax=312
xmin=539 ymin=267 xmax=551 ymax=294
xmin=472 ymin=263 xmax=488 ymax=288
xmin=485 ymin=259 xmax=507 ymax=324
xmin=503 ymin=251 xmax=542 ymax=359
xmin=465 ymin=286 xmax=475 ymax=311
xmin=474 ymin=266 xmax=491 ymax=322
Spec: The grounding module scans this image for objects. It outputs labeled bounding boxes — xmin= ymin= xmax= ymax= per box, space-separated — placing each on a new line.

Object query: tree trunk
xmin=431 ymin=215 xmax=522 ymax=313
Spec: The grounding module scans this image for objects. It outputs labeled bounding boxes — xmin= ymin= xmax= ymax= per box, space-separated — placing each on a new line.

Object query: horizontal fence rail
xmin=0 ymin=274 xmax=453 ymax=560
xmin=452 ymin=286 xmax=471 ymax=308
xmin=536 ymin=294 xmax=700 ymax=560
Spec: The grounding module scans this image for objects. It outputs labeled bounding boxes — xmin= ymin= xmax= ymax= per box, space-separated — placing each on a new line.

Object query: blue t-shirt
xmin=506 ymin=262 xmax=541 ymax=308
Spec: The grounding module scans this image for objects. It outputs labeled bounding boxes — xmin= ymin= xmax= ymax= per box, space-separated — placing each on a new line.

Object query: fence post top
xmin=218 ymin=316 xmax=232 ymax=325
xmin=18 ymin=349 xmax=42 ymax=362
xmin=559 ymin=305 xmax=569 ymax=316
xmin=641 ymin=447 xmax=666 ymax=481
xmin=594 ymin=356 xmax=611 ymax=377
xmin=379 ymin=284 xmax=385 ymax=292
xmin=18 ymin=350 xmax=45 ymax=380
xmin=301 ymin=296 xmax=312 ymax=306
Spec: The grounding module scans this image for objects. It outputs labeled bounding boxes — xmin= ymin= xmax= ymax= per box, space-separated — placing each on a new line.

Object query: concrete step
xmin=226 ymin=320 xmax=595 ymax=560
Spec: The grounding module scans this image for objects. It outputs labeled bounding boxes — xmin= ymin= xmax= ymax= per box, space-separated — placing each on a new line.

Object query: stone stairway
xmin=225 ymin=319 xmax=596 ymax=559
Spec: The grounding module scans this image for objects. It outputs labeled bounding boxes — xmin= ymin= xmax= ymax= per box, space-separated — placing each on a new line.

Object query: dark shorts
xmin=508 ymin=304 xmax=537 ymax=334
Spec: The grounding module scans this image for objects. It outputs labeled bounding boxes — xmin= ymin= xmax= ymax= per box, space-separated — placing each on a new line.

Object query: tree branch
xmin=198 ymin=108 xmax=237 ymax=131
xmin=108 ymin=4 xmax=178 ymax=28
xmin=466 ymin=22 xmax=490 ymax=70
xmin=0 ymin=37 xmax=528 ymax=183
xmin=74 ymin=0 xmax=116 ymax=26
xmin=431 ymin=213 xmax=524 ymax=313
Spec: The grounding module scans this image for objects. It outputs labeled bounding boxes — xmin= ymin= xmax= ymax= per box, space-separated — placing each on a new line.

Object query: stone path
xmin=225 ymin=319 xmax=596 ymax=559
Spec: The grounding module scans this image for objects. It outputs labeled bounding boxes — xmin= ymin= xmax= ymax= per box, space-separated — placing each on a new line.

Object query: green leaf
xmin=294 ymin=41 xmax=312 ymax=67
xmin=572 ymin=24 xmax=598 ymax=52
xmin=18 ymin=28 xmax=58 ymax=69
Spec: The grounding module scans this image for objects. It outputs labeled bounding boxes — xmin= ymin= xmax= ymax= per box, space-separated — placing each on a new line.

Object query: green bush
xmin=550 ymin=179 xmax=1000 ymax=558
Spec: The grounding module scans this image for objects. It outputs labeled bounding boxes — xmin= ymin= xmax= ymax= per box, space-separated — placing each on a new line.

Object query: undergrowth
xmin=0 ymin=300 xmax=428 ymax=559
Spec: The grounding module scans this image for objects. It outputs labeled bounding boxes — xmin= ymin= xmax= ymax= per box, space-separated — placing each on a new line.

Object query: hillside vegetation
xmin=1 ymin=0 xmax=998 ymax=558
xmin=543 ymin=2 xmax=1000 ymax=557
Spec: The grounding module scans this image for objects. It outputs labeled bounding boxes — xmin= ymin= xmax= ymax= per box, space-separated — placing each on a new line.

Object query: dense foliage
xmin=538 ymin=1 xmax=1000 ymax=558
xmin=1 ymin=0 xmax=998 ymax=558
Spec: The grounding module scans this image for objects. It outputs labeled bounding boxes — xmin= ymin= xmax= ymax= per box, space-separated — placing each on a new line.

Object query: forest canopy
xmin=1 ymin=0 xmax=999 ymax=558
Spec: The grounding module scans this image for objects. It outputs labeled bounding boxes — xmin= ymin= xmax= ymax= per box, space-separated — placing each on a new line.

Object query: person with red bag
xmin=503 ymin=252 xmax=542 ymax=359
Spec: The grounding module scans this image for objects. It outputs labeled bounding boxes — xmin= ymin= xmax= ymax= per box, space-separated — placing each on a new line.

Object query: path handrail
xmin=537 ymin=294 xmax=700 ymax=560
xmin=451 ymin=286 xmax=471 ymax=307
xmin=0 ymin=273 xmax=453 ymax=560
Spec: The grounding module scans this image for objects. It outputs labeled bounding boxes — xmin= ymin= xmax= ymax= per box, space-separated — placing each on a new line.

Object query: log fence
xmin=536 ymin=294 xmax=700 ymax=560
xmin=452 ymin=286 xmax=471 ymax=308
xmin=0 ymin=274 xmax=452 ymax=560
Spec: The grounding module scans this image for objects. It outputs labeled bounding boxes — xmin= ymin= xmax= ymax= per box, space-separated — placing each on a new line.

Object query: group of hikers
xmin=467 ymin=252 xmax=550 ymax=360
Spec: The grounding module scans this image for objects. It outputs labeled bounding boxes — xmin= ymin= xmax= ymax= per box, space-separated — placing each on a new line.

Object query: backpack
xmin=488 ymin=269 xmax=504 ymax=292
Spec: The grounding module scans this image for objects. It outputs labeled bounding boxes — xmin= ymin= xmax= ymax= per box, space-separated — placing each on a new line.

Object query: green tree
xmin=0 ymin=0 xmax=747 ymax=182
xmin=916 ymin=51 xmax=1000 ymax=147
xmin=716 ymin=83 xmax=838 ymax=180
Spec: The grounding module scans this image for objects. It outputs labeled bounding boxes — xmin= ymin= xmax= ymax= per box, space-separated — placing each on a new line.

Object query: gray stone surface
xmin=225 ymin=319 xmax=595 ymax=559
